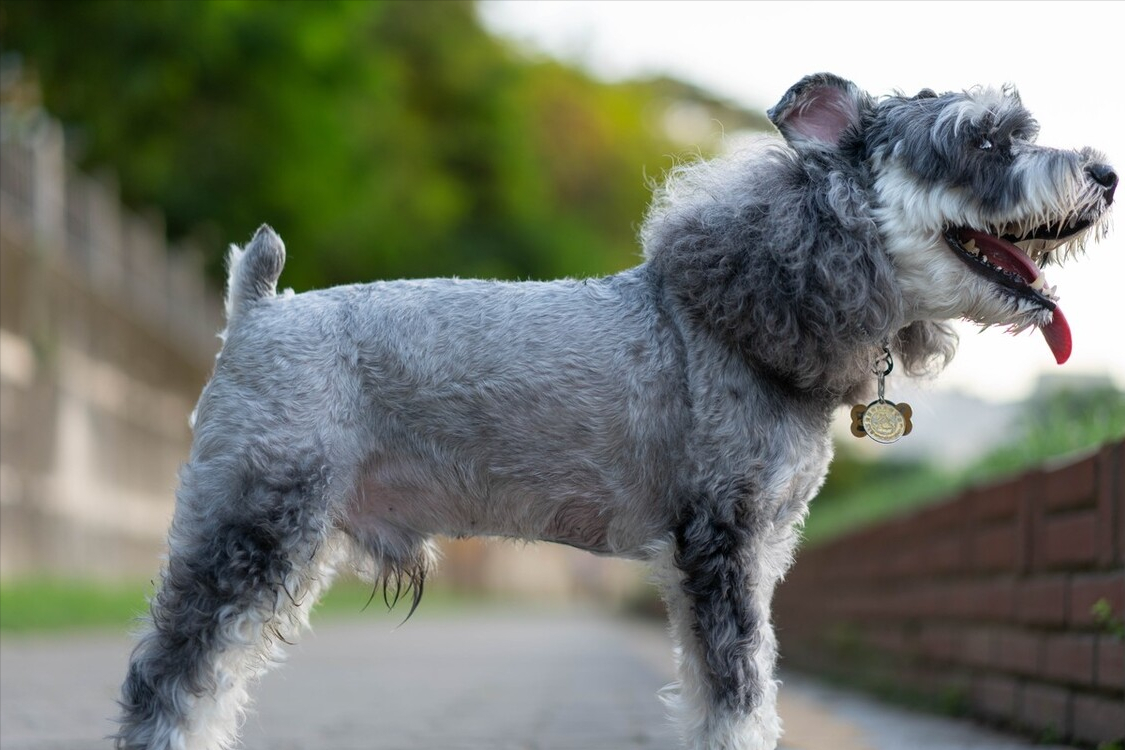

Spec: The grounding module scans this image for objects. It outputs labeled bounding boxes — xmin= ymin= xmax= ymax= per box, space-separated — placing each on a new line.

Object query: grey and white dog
xmin=117 ymin=73 xmax=1115 ymax=750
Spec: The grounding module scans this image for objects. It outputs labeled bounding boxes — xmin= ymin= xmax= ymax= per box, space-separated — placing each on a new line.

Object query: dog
xmin=116 ymin=73 xmax=1115 ymax=750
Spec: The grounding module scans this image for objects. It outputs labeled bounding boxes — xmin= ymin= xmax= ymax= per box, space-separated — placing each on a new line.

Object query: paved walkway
xmin=0 ymin=606 xmax=1075 ymax=750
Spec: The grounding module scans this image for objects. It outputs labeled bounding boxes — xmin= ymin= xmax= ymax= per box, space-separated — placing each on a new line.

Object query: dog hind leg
xmin=115 ymin=460 xmax=338 ymax=750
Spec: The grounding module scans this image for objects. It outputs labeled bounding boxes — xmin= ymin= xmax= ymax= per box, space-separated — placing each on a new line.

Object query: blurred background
xmin=0 ymin=0 xmax=1122 ymax=630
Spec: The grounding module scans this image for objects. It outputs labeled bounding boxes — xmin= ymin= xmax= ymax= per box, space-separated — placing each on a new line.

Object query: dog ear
xmin=768 ymin=73 xmax=866 ymax=150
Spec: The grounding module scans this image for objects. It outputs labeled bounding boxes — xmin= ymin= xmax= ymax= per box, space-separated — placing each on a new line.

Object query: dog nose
xmin=1087 ymin=163 xmax=1118 ymax=204
xmin=1088 ymin=163 xmax=1117 ymax=188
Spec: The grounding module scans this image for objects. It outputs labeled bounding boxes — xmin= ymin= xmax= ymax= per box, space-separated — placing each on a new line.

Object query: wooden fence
xmin=0 ymin=106 xmax=223 ymax=577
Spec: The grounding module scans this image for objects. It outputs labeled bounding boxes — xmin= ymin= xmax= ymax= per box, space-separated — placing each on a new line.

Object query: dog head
xmin=770 ymin=73 xmax=1116 ymax=364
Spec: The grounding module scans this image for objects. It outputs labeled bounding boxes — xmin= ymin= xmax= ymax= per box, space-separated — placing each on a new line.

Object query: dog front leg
xmin=655 ymin=501 xmax=783 ymax=750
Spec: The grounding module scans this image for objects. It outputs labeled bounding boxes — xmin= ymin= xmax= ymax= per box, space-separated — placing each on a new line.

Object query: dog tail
xmin=225 ymin=224 xmax=285 ymax=324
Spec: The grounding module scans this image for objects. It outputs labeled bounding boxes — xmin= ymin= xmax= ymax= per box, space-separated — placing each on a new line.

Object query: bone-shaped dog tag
xmin=850 ymin=399 xmax=913 ymax=443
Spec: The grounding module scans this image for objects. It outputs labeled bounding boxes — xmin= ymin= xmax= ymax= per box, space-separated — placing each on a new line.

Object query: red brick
xmin=949 ymin=578 xmax=1015 ymax=621
xmin=865 ymin=587 xmax=898 ymax=619
xmin=960 ymin=627 xmax=996 ymax=669
xmin=923 ymin=534 xmax=964 ymax=575
xmin=916 ymin=585 xmax=947 ymax=619
xmin=1022 ymin=471 xmax=1042 ymax=572
xmin=972 ymin=523 xmax=1019 ymax=573
xmin=866 ymin=589 xmax=894 ymax=618
xmin=946 ymin=579 xmax=982 ymax=619
xmin=971 ymin=674 xmax=1019 ymax=721
xmin=893 ymin=515 xmax=928 ymax=547
xmin=867 ymin=625 xmax=906 ymax=654
xmin=844 ymin=591 xmax=873 ymax=619
xmin=902 ymin=584 xmax=942 ymax=619
xmin=841 ymin=547 xmax=879 ymax=581
xmin=995 ymin=629 xmax=1041 ymax=675
xmin=1018 ymin=576 xmax=1069 ymax=626
xmin=1073 ymin=693 xmax=1125 ymax=745
xmin=917 ymin=625 xmax=957 ymax=662
xmin=916 ymin=497 xmax=968 ymax=531
xmin=1043 ymin=511 xmax=1099 ymax=569
xmin=1042 ymin=633 xmax=1096 ymax=686
xmin=1096 ymin=635 xmax=1124 ymax=691
xmin=1069 ymin=571 xmax=1125 ymax=627
xmin=846 ymin=589 xmax=877 ymax=620
xmin=900 ymin=584 xmax=945 ymax=620
xmin=971 ymin=482 xmax=1020 ymax=523
xmin=888 ymin=547 xmax=917 ymax=578
xmin=1042 ymin=455 xmax=1097 ymax=511
xmin=1097 ymin=442 xmax=1123 ymax=566
xmin=1019 ymin=682 xmax=1071 ymax=737
xmin=980 ymin=577 xmax=1017 ymax=620
xmin=850 ymin=555 xmax=882 ymax=584
xmin=945 ymin=581 xmax=976 ymax=619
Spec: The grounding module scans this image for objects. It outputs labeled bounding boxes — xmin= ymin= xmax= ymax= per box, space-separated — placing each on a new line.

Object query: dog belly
xmin=539 ymin=497 xmax=614 ymax=553
xmin=347 ymin=454 xmax=657 ymax=557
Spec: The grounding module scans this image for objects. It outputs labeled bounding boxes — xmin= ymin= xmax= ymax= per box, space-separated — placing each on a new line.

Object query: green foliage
xmin=1037 ymin=725 xmax=1061 ymax=746
xmin=0 ymin=576 xmax=490 ymax=632
xmin=808 ymin=386 xmax=1125 ymax=545
xmin=966 ymin=384 xmax=1125 ymax=482
xmin=0 ymin=0 xmax=759 ymax=290
xmin=1092 ymin=598 xmax=1125 ymax=641
xmin=0 ymin=578 xmax=151 ymax=632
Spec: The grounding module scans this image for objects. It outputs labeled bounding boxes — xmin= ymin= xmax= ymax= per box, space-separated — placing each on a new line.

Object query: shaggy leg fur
xmin=115 ymin=460 xmax=339 ymax=750
xmin=655 ymin=487 xmax=803 ymax=750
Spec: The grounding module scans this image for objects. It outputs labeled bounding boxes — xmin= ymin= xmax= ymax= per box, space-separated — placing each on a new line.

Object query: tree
xmin=1 ymin=0 xmax=767 ymax=290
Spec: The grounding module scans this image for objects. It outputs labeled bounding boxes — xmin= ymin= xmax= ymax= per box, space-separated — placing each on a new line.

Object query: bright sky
xmin=480 ymin=0 xmax=1125 ymax=403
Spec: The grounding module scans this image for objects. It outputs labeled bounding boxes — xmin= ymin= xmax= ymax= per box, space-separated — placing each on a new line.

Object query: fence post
xmin=29 ymin=116 xmax=65 ymax=256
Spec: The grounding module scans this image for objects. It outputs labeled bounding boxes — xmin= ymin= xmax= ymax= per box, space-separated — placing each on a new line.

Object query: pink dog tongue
xmin=1041 ymin=306 xmax=1072 ymax=365
xmin=959 ymin=229 xmax=1071 ymax=365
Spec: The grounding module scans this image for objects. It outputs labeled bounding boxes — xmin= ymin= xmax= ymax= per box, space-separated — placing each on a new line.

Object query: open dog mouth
xmin=943 ymin=223 xmax=1079 ymax=364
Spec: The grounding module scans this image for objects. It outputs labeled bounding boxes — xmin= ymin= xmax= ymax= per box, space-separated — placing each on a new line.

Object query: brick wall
xmin=774 ymin=440 xmax=1124 ymax=747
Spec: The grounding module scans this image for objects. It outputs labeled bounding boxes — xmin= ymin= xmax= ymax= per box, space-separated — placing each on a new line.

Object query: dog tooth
xmin=963 ymin=239 xmax=978 ymax=254
xmin=1030 ymin=273 xmax=1046 ymax=291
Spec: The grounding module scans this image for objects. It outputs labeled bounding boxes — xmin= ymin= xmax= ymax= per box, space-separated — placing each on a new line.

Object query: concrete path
xmin=0 ymin=606 xmax=1075 ymax=750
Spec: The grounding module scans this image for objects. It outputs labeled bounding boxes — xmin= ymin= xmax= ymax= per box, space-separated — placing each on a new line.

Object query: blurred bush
xmin=0 ymin=0 xmax=766 ymax=289
xmin=966 ymin=384 xmax=1125 ymax=479
xmin=806 ymin=386 xmax=1125 ymax=543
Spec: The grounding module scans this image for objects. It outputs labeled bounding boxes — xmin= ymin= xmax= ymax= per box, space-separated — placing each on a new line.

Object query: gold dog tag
xmin=851 ymin=343 xmax=912 ymax=444
xmin=850 ymin=400 xmax=912 ymax=443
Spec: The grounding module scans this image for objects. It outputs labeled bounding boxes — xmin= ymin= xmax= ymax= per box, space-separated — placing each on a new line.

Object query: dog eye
xmin=977 ymin=137 xmax=993 ymax=151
